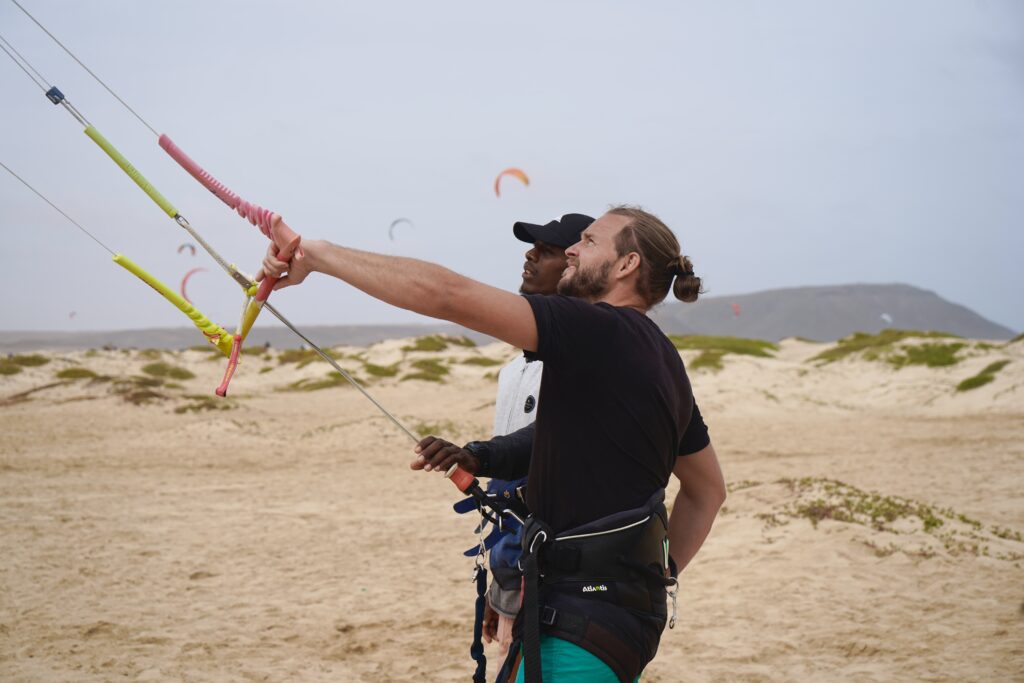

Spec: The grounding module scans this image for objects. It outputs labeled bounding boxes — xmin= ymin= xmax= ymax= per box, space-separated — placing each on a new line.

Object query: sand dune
xmin=1 ymin=335 xmax=1022 ymax=681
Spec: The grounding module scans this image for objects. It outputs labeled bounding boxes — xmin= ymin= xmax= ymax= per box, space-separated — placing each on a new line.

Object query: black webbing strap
xmin=522 ymin=549 xmax=542 ymax=683
xmin=470 ymin=566 xmax=488 ymax=682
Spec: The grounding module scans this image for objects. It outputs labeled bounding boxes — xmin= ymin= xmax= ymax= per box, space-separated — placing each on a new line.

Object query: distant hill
xmin=649 ymin=283 xmax=1016 ymax=341
xmin=1 ymin=284 xmax=1015 ymax=352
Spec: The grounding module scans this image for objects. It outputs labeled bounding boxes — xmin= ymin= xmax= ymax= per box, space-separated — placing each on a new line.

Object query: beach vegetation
xmin=277 ymin=348 xmax=337 ymax=368
xmin=363 ymin=362 xmax=400 ymax=378
xmin=811 ymin=329 xmax=960 ymax=365
xmin=9 ymin=354 xmax=50 ymax=367
xmin=401 ymin=334 xmax=476 ymax=353
xmin=141 ymin=362 xmax=195 ymax=380
xmin=1010 ymin=332 xmax=1024 ymax=344
xmin=259 ymin=366 xmax=274 ymax=374
xmin=669 ymin=335 xmax=777 ymax=358
xmin=138 ymin=349 xmax=163 ymax=360
xmin=412 ymin=419 xmax=459 ymax=438
xmin=401 ymin=358 xmax=450 ymax=383
xmin=110 ymin=376 xmax=166 ymax=405
xmin=282 ymin=371 xmax=354 ymax=392
xmin=782 ymin=477 xmax=945 ymax=532
xmin=122 ymin=389 xmax=164 ymax=405
xmin=956 ymin=360 xmax=1011 ymax=392
xmin=461 ymin=357 xmax=504 ymax=367
xmin=55 ymin=367 xmax=98 ymax=380
xmin=726 ymin=479 xmax=762 ymax=493
xmin=769 ymin=477 xmax=1024 ymax=561
xmin=175 ymin=394 xmax=236 ymax=414
xmin=689 ymin=350 xmax=725 ymax=371
xmin=0 ymin=361 xmax=22 ymax=375
xmin=84 ymin=349 xmax=99 ymax=358
xmin=887 ymin=342 xmax=966 ymax=368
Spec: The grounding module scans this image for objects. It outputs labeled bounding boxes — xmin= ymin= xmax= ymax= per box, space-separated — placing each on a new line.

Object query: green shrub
xmin=402 ymin=335 xmax=448 ymax=352
xmin=461 ymin=357 xmax=503 ymax=367
xmin=956 ymin=360 xmax=1011 ymax=392
xmin=689 ymin=350 xmax=725 ymax=371
xmin=141 ymin=362 xmax=195 ymax=380
xmin=956 ymin=374 xmax=995 ymax=392
xmin=10 ymin=354 xmax=50 ymax=367
xmin=282 ymin=372 xmax=352 ymax=392
xmin=0 ymin=362 xmax=22 ymax=376
xmin=400 ymin=358 xmax=450 ymax=382
xmin=175 ymin=395 xmax=236 ymax=413
xmin=811 ymin=330 xmax=958 ymax=364
xmin=888 ymin=343 xmax=966 ymax=368
xmin=363 ymin=362 xmax=400 ymax=377
xmin=412 ymin=419 xmax=459 ymax=437
xmin=56 ymin=367 xmax=98 ymax=380
xmin=401 ymin=372 xmax=444 ymax=383
xmin=277 ymin=348 xmax=335 ymax=367
xmin=669 ymin=335 xmax=777 ymax=358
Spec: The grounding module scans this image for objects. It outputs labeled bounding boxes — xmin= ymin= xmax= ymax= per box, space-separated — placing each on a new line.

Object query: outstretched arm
xmin=668 ymin=443 xmax=726 ymax=573
xmin=258 ymin=227 xmax=538 ymax=351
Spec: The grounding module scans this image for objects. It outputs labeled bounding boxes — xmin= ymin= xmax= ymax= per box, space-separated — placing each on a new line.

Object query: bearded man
xmin=259 ymin=206 xmax=726 ymax=683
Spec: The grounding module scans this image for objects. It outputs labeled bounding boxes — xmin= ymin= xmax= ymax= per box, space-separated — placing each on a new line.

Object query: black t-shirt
xmin=524 ymin=295 xmax=695 ymax=533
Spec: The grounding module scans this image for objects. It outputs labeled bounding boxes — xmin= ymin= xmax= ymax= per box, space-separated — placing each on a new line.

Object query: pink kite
xmin=494 ymin=168 xmax=529 ymax=197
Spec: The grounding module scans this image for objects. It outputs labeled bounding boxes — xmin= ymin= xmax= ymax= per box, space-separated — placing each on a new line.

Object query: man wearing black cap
xmin=414 ymin=213 xmax=594 ymax=657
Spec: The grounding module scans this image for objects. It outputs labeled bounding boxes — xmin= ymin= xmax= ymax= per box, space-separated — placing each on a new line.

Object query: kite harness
xmin=496 ymin=489 xmax=679 ymax=683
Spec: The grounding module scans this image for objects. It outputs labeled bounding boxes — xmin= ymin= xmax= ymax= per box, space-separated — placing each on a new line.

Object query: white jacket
xmin=492 ymin=354 xmax=543 ymax=437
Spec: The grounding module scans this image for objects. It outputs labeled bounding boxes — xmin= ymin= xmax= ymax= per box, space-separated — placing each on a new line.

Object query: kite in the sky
xmin=880 ymin=313 xmax=893 ymax=326
xmin=388 ymin=218 xmax=414 ymax=241
xmin=68 ymin=311 xmax=76 ymax=319
xmin=731 ymin=303 xmax=741 ymax=318
xmin=180 ymin=267 xmax=207 ymax=304
xmin=177 ymin=243 xmax=196 ymax=256
xmin=494 ymin=168 xmax=529 ymax=197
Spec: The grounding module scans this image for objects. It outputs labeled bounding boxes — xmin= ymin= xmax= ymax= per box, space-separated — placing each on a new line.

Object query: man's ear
xmin=618 ymin=252 xmax=641 ymax=278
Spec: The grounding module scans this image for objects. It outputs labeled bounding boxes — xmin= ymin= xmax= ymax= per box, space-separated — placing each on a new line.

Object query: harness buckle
xmin=667 ymin=577 xmax=678 ymax=629
xmin=540 ymin=606 xmax=558 ymax=626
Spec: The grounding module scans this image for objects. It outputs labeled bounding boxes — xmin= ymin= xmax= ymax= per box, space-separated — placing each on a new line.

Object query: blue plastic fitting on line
xmin=45 ymin=86 xmax=64 ymax=105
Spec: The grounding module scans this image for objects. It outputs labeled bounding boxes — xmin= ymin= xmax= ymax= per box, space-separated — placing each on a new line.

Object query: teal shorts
xmin=514 ymin=635 xmax=641 ymax=683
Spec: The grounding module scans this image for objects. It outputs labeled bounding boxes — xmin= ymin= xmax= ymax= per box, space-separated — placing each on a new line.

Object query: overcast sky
xmin=2 ymin=0 xmax=1021 ymax=334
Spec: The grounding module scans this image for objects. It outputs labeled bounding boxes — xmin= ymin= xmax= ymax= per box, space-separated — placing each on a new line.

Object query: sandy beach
xmin=1 ymin=334 xmax=1022 ymax=682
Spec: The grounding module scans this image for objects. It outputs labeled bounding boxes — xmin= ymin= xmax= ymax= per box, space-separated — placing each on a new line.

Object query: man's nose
xmin=525 ymin=247 xmax=538 ymax=261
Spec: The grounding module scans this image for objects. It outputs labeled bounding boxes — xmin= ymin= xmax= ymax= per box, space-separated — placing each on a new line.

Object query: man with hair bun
xmin=258 ymin=206 xmax=727 ymax=683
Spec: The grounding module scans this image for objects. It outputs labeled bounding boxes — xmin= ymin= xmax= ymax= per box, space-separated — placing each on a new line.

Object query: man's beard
xmin=557 ymin=260 xmax=613 ymax=300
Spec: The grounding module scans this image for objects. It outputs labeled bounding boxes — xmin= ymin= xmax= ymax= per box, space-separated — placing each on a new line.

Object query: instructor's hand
xmin=412 ymin=436 xmax=480 ymax=474
xmin=256 ymin=237 xmax=320 ymax=290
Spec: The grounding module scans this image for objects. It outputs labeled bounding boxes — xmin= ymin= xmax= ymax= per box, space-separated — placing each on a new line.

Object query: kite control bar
xmin=159 ymin=135 xmax=278 ymax=238
xmin=155 ymin=135 xmax=301 ymax=396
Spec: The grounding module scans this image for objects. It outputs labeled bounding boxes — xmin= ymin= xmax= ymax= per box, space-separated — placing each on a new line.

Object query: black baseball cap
xmin=513 ymin=213 xmax=595 ymax=249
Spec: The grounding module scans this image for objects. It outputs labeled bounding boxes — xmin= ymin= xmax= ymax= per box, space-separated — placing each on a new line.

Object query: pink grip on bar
xmin=159 ymin=134 xmax=276 ymax=239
